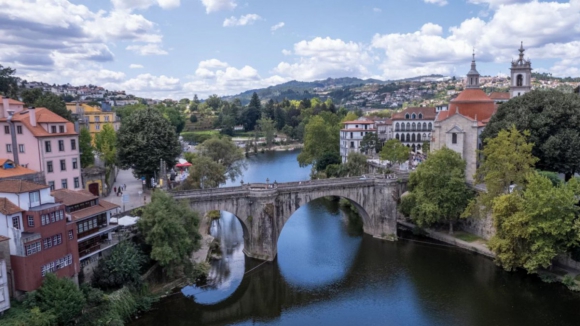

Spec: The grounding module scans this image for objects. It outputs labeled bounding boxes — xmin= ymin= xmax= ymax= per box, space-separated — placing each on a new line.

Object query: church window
xmin=405 ymin=113 xmax=410 ymax=119
xmin=516 ymin=74 xmax=523 ymax=87
xmin=395 ymin=123 xmax=400 ymax=131
xmin=428 ymin=122 xmax=432 ymax=130
xmin=411 ymin=134 xmax=416 ymax=142
xmin=417 ymin=134 xmax=422 ymax=142
xmin=423 ymin=122 xmax=427 ymax=130
xmin=406 ymin=122 xmax=410 ymax=130
xmin=452 ymin=133 xmax=457 ymax=144
xmin=411 ymin=122 xmax=416 ymax=131
xmin=401 ymin=123 xmax=405 ymax=131
xmin=406 ymin=134 xmax=410 ymax=142
xmin=418 ymin=113 xmax=423 ymax=119
xmin=412 ymin=113 xmax=416 ymax=119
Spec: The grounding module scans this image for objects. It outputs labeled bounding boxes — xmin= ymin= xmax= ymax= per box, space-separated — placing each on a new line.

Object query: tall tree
xmin=117 ymin=107 xmax=181 ymax=181
xmin=360 ymin=132 xmax=381 ymax=155
xmin=0 ymin=64 xmax=18 ymax=98
xmin=94 ymin=124 xmax=117 ymax=167
xmin=138 ymin=191 xmax=202 ymax=276
xmin=197 ymin=137 xmax=245 ymax=181
xmin=489 ymin=173 xmax=580 ymax=272
xmin=258 ymin=117 xmax=276 ymax=148
xmin=298 ymin=112 xmax=340 ymax=167
xmin=28 ymin=273 xmax=86 ymax=325
xmin=401 ymin=147 xmax=473 ymax=234
xmin=205 ymin=94 xmax=222 ymax=110
xmin=380 ymin=139 xmax=409 ymax=166
xmin=481 ymin=90 xmax=580 ymax=180
xmin=91 ymin=240 xmax=146 ymax=290
xmin=341 ymin=152 xmax=368 ymax=177
xmin=182 ymin=155 xmax=227 ymax=189
xmin=242 ymin=92 xmax=262 ymax=131
xmin=79 ymin=127 xmax=94 ymax=168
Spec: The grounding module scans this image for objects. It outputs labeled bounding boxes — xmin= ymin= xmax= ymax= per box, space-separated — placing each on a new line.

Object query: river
xmin=133 ymin=149 xmax=580 ymax=326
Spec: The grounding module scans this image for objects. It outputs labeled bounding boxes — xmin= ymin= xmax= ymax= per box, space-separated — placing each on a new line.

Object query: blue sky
xmin=0 ymin=0 xmax=578 ymax=99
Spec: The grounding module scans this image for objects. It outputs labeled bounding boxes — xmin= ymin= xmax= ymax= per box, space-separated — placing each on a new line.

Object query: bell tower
xmin=510 ymin=42 xmax=532 ymax=98
xmin=465 ymin=50 xmax=480 ymax=89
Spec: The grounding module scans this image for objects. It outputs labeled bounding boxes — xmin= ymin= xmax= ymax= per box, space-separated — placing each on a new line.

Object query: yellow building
xmin=66 ymin=103 xmax=121 ymax=137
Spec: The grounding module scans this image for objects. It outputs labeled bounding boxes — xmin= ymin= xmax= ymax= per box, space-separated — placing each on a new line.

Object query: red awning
xmin=175 ymin=162 xmax=192 ymax=167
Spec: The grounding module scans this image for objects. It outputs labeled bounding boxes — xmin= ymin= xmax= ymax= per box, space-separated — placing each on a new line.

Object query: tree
xmin=380 ymin=139 xmax=409 ymax=166
xmin=298 ymin=113 xmax=340 ymax=167
xmin=183 ymin=155 xmax=227 ymax=189
xmin=0 ymin=64 xmax=18 ymax=98
xmin=91 ymin=240 xmax=146 ymax=290
xmin=94 ymin=124 xmax=117 ymax=167
xmin=360 ymin=132 xmax=381 ymax=155
xmin=481 ymin=90 xmax=580 ymax=180
xmin=341 ymin=152 xmax=368 ymax=177
xmin=315 ymin=151 xmax=341 ymax=172
xmin=205 ymin=94 xmax=222 ymax=110
xmin=21 ymin=89 xmax=73 ymax=121
xmin=469 ymin=125 xmax=538 ymax=215
xmin=189 ymin=114 xmax=198 ymax=123
xmin=488 ymin=172 xmax=580 ymax=272
xmin=422 ymin=141 xmax=430 ymax=154
xmin=79 ymin=127 xmax=94 ymax=168
xmin=138 ymin=191 xmax=202 ymax=276
xmin=197 ymin=137 xmax=245 ymax=181
xmin=162 ymin=106 xmax=186 ymax=134
xmin=114 ymin=103 xmax=147 ymax=121
xmin=242 ymin=92 xmax=262 ymax=131
xmin=117 ymin=107 xmax=181 ymax=181
xmin=27 ymin=274 xmax=86 ymax=325
xmin=258 ymin=117 xmax=276 ymax=148
xmin=401 ymin=147 xmax=473 ymax=234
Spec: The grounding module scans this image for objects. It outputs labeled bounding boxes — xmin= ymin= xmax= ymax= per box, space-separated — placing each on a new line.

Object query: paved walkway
xmin=105 ymin=168 xmax=150 ymax=213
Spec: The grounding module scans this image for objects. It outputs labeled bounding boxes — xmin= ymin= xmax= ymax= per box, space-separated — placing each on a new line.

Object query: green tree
xmin=298 ymin=113 xmax=340 ymax=167
xmin=469 ymin=126 xmax=538 ymax=215
xmin=360 ymin=132 xmax=381 ymax=155
xmin=94 ymin=124 xmax=117 ymax=167
xmin=315 ymin=151 xmax=341 ymax=172
xmin=242 ymin=92 xmax=261 ymax=131
xmin=91 ymin=241 xmax=146 ymax=290
xmin=205 ymin=94 xmax=222 ymax=110
xmin=401 ymin=147 xmax=473 ymax=234
xmin=162 ymin=106 xmax=186 ymax=134
xmin=489 ymin=173 xmax=580 ymax=272
xmin=189 ymin=114 xmax=198 ymax=123
xmin=117 ymin=107 xmax=181 ymax=182
xmin=198 ymin=137 xmax=245 ymax=181
xmin=258 ymin=117 xmax=276 ymax=148
xmin=21 ymin=89 xmax=73 ymax=121
xmin=27 ymin=274 xmax=86 ymax=325
xmin=481 ymin=90 xmax=580 ymax=180
xmin=114 ymin=103 xmax=147 ymax=121
xmin=138 ymin=191 xmax=202 ymax=276
xmin=380 ymin=139 xmax=409 ymax=166
xmin=422 ymin=141 xmax=430 ymax=154
xmin=79 ymin=127 xmax=94 ymax=168
xmin=341 ymin=152 xmax=368 ymax=177
xmin=183 ymin=155 xmax=227 ymax=189
xmin=0 ymin=64 xmax=18 ymax=98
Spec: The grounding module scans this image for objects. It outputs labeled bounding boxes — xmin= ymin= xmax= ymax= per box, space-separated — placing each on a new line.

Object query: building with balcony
xmin=391 ymin=106 xmax=437 ymax=153
xmin=0 ymin=180 xmax=79 ymax=295
xmin=374 ymin=118 xmax=393 ymax=141
xmin=340 ymin=118 xmax=376 ymax=162
xmin=51 ymin=189 xmax=119 ymax=277
xmin=0 ymin=97 xmax=82 ymax=191
xmin=66 ymin=103 xmax=121 ymax=138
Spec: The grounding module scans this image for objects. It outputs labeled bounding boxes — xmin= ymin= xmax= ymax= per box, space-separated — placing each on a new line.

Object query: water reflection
xmin=181 ymin=212 xmax=245 ymax=305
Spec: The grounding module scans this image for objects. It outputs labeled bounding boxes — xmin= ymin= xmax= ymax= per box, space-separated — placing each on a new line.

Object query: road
xmin=104 ymin=168 xmax=150 ymax=213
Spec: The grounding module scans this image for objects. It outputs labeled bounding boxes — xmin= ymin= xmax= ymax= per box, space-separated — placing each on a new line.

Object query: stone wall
xmin=460 ymin=211 xmax=495 ymax=240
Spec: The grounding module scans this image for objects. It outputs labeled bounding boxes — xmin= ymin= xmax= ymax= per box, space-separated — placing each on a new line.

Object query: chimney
xmin=1 ymin=96 xmax=8 ymax=118
xmin=28 ymin=106 xmax=36 ymax=127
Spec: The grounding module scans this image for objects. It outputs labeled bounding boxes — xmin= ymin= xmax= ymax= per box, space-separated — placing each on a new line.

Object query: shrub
xmin=92 ymin=241 xmax=146 ymax=290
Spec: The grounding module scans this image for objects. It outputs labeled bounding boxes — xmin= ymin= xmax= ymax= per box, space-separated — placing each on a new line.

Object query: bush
xmin=189 ymin=115 xmax=198 ymax=123
xmin=92 ymin=241 xmax=147 ymax=290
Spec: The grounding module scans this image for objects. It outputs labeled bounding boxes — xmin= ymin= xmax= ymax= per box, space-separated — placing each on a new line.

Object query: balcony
xmin=79 ymin=233 xmax=120 ymax=260
xmin=78 ymin=224 xmax=118 ymax=243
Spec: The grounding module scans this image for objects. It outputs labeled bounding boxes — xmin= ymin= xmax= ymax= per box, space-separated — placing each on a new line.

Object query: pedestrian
xmin=123 ymin=184 xmax=127 ymax=190
xmin=114 ymin=186 xmax=117 ymax=193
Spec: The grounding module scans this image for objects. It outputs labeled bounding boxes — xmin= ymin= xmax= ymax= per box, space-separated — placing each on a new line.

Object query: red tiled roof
xmin=489 ymin=92 xmax=510 ymax=100
xmin=0 ymin=107 xmax=77 ymax=137
xmin=70 ymin=200 xmax=119 ymax=221
xmin=436 ymin=88 xmax=496 ymax=124
xmin=51 ymin=188 xmax=98 ymax=206
xmin=452 ymin=89 xmax=494 ymax=102
xmin=0 ymin=180 xmax=49 ymax=193
xmin=0 ymin=159 xmax=39 ymax=179
xmin=8 ymin=99 xmax=24 ymax=105
xmin=392 ymin=107 xmax=437 ymax=120
xmin=0 ymin=197 xmax=24 ymax=215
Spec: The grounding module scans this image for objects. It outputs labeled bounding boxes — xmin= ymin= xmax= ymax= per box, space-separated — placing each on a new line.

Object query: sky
xmin=1 ymin=0 xmax=579 ymax=99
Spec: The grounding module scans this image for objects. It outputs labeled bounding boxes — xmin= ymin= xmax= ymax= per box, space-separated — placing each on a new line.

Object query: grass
xmin=454 ymin=231 xmax=483 ymax=243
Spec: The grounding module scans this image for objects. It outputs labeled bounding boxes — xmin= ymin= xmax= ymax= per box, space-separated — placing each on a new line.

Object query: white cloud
xmin=420 ymin=23 xmax=443 ymax=36
xmin=271 ymin=22 xmax=285 ymax=32
xmin=121 ymin=73 xmax=180 ymax=91
xmin=424 ymin=0 xmax=448 ymax=6
xmin=130 ymin=64 xmax=144 ymax=69
xmin=111 ymin=0 xmax=180 ymax=11
xmin=373 ymin=7 xmax=382 ymax=12
xmin=201 ymin=0 xmax=236 ymax=13
xmin=126 ymin=43 xmax=168 ymax=55
xmin=223 ymin=14 xmax=262 ymax=27
xmin=273 ymin=37 xmax=374 ymax=81
xmin=467 ymin=0 xmax=530 ymax=8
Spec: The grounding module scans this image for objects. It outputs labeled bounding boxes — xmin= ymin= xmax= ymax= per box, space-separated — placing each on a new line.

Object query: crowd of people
xmin=113 ymin=184 xmax=127 ymax=197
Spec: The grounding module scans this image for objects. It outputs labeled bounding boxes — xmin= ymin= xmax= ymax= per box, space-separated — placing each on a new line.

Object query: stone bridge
xmin=171 ymin=174 xmax=408 ymax=261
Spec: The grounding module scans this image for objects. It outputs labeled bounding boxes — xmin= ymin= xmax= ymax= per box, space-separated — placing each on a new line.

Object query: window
xmin=45 ymin=140 xmax=52 ymax=152
xmin=26 ymin=241 xmax=41 ymax=256
xmin=28 ymin=215 xmax=35 ymax=227
xmin=74 ymin=177 xmax=80 ymax=189
xmin=105 ymin=116 xmax=110 ymax=122
xmin=59 ymin=125 xmax=64 ymax=133
xmin=360 ymin=132 xmax=363 ymax=136
xmin=412 ymin=113 xmax=416 ymax=119
xmin=12 ymin=216 xmax=20 ymax=229
xmin=419 ymin=113 xmax=423 ymax=119
xmin=61 ymin=179 xmax=68 ymax=189
xmin=58 ymin=140 xmax=64 ymax=151
xmin=95 ymin=116 xmax=100 ymax=122
xmin=18 ymin=144 xmax=24 ymax=153
xmin=428 ymin=122 xmax=432 ymax=130
xmin=47 ymin=161 xmax=54 ymax=173
xmin=405 ymin=113 xmax=410 ymax=119
xmin=50 ymin=212 xmax=56 ymax=223
xmin=3 ymin=126 xmax=8 ymax=134
xmin=417 ymin=134 xmax=422 ymax=142
xmin=406 ymin=134 xmax=411 ymax=142
xmin=71 ymin=139 xmax=76 ymax=150
xmin=29 ymin=191 xmax=40 ymax=207
xmin=41 ymin=254 xmax=72 ymax=277
xmin=60 ymin=159 xmax=66 ymax=171
xmin=350 ymin=132 xmax=353 ymax=139
xmin=41 ymin=214 xmax=48 ymax=225
xmin=68 ymin=230 xmax=74 ymax=240
xmin=516 ymin=74 xmax=523 ymax=87
xmin=395 ymin=123 xmax=399 ymax=131
xmin=16 ymin=125 xmax=22 ymax=134
xmin=51 ymin=126 xmax=57 ymax=133
xmin=395 ymin=133 xmax=400 ymax=140
xmin=48 ymin=181 xmax=55 ymax=191
xmin=452 ymin=133 xmax=457 ymax=144
xmin=72 ymin=158 xmax=78 ymax=169
xmin=95 ymin=124 xmax=100 ymax=130
xmin=350 ymin=141 xmax=354 ymax=148
xmin=43 ymin=237 xmax=52 ymax=249
xmin=6 ymin=144 xmax=11 ymax=153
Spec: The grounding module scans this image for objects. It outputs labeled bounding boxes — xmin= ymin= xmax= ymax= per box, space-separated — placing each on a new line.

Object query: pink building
xmin=0 ymin=97 xmax=81 ymax=191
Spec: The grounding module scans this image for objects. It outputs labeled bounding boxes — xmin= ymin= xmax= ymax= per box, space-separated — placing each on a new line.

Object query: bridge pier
xmin=174 ymin=176 xmax=406 ymax=262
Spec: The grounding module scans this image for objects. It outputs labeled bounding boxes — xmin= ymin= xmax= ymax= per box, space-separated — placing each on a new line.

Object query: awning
xmin=176 ymin=162 xmax=192 ymax=167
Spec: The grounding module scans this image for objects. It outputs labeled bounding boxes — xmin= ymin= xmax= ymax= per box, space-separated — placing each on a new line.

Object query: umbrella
xmin=176 ymin=162 xmax=192 ymax=167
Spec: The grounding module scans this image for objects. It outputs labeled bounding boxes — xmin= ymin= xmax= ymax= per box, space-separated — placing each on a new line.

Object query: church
xmin=430 ymin=44 xmax=532 ymax=182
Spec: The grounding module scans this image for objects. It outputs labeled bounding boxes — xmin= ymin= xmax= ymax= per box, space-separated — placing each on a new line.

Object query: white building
xmin=340 ymin=118 xmax=376 ymax=162
xmin=391 ymin=107 xmax=437 ymax=153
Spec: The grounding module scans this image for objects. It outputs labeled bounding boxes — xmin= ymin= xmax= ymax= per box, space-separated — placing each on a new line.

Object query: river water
xmin=134 ymin=150 xmax=580 ymax=326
